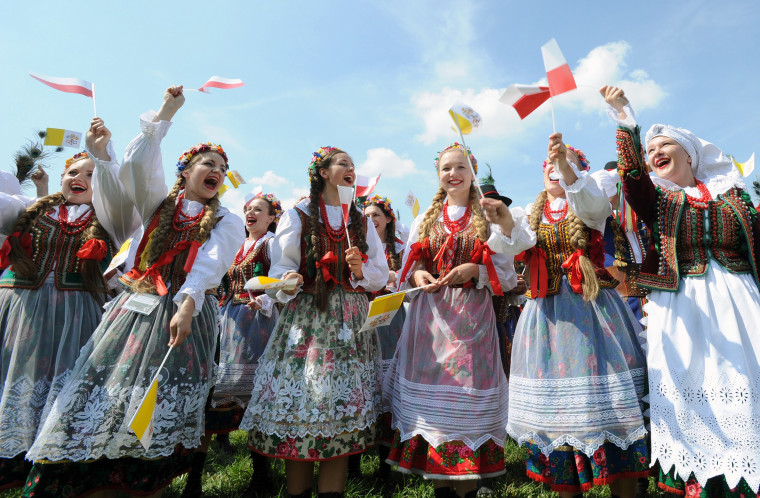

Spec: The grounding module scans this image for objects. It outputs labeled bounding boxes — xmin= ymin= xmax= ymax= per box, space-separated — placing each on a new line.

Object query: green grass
xmin=1 ymin=433 xmax=660 ymax=497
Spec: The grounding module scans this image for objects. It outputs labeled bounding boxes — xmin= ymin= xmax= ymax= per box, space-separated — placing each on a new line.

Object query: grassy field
xmin=1 ymin=432 xmax=659 ymax=497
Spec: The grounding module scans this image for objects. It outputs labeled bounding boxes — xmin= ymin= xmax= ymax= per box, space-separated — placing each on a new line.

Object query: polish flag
xmin=198 ymin=76 xmax=244 ymax=93
xmin=337 ymin=185 xmax=355 ymax=225
xmin=499 ymin=84 xmax=551 ymax=119
xmin=355 ymin=174 xmax=380 ymax=197
xmin=541 ymin=39 xmax=576 ymax=97
xmin=30 ymin=73 xmax=93 ymax=98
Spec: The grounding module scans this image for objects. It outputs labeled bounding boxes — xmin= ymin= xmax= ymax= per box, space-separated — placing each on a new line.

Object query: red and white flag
xmin=30 ymin=73 xmax=93 ymax=98
xmin=355 ymin=174 xmax=380 ymax=197
xmin=499 ymin=84 xmax=551 ymax=119
xmin=541 ymin=39 xmax=576 ymax=97
xmin=198 ymin=76 xmax=244 ymax=93
xmin=337 ymin=185 xmax=354 ymax=225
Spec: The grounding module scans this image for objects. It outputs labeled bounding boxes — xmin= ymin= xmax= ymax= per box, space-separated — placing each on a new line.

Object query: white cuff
xmin=174 ymin=288 xmax=205 ymax=315
xmin=85 ymin=140 xmax=118 ymax=167
xmin=606 ymin=103 xmax=637 ymax=129
xmin=139 ymin=110 xmax=173 ymax=141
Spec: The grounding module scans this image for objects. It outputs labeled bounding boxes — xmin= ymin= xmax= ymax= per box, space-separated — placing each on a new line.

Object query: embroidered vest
xmin=220 ymin=236 xmax=272 ymax=306
xmin=120 ymin=203 xmax=211 ymax=295
xmin=421 ymin=221 xmax=480 ymax=280
xmin=526 ymin=218 xmax=617 ymax=299
xmin=0 ymin=209 xmax=114 ymax=291
xmin=606 ymin=216 xmax=650 ymax=298
xmin=296 ymin=208 xmax=366 ymax=294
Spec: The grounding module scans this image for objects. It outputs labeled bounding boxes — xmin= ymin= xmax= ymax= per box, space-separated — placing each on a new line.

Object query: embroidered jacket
xmin=616 ymin=126 xmax=760 ymax=292
xmin=296 ymin=209 xmax=367 ymax=294
xmin=524 ymin=218 xmax=617 ymax=299
xmin=120 ymin=203 xmax=214 ymax=295
xmin=604 ymin=216 xmax=650 ymax=298
xmin=0 ymin=209 xmax=114 ymax=291
xmin=219 ymin=236 xmax=273 ymax=306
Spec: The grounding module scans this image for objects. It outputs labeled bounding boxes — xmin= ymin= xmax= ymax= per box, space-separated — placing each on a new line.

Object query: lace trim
xmin=509 ymin=368 xmax=647 ymax=388
xmin=509 ymin=425 xmax=649 ymax=458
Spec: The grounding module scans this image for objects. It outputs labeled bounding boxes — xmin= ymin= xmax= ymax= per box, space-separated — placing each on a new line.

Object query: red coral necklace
xmin=684 ymin=179 xmax=711 ymax=210
xmin=543 ymin=200 xmax=568 ymax=223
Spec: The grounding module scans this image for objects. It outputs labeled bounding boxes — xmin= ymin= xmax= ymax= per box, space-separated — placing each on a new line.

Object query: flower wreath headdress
xmin=245 ymin=192 xmax=283 ymax=224
xmin=307 ymin=146 xmax=340 ymax=177
xmin=65 ymin=152 xmax=89 ymax=169
xmin=362 ymin=195 xmax=395 ymax=221
xmin=434 ymin=142 xmax=478 ymax=173
xmin=176 ymin=143 xmax=228 ymax=176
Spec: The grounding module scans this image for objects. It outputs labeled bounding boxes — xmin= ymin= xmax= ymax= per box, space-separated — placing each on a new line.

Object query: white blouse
xmin=398 ymin=204 xmax=522 ymax=294
xmin=98 ymin=110 xmax=244 ymax=313
xmin=269 ymin=198 xmax=389 ymax=302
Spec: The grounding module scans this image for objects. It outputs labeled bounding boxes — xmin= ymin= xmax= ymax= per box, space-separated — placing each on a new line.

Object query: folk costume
xmin=0 ymin=144 xmax=133 ymax=492
xmin=383 ymin=196 xmax=518 ymax=480
xmin=240 ymin=176 xmax=389 ymax=461
xmin=23 ymin=111 xmax=243 ymax=497
xmin=490 ymin=154 xmax=650 ymax=493
xmin=611 ymin=104 xmax=760 ymax=497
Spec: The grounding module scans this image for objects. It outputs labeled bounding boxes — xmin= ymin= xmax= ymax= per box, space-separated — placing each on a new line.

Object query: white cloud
xmin=248 ymin=170 xmax=291 ymax=187
xmin=411 ymin=41 xmax=666 ymax=144
xmin=221 ymin=185 xmax=310 ymax=220
xmin=357 ymin=148 xmax=418 ymax=179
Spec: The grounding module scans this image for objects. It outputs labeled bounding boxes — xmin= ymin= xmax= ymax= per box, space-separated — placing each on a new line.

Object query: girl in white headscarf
xmin=602 ymin=85 xmax=760 ymax=498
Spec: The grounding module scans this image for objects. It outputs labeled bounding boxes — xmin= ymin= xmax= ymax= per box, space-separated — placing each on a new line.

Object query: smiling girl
xmin=382 ymin=143 xmax=518 ymax=498
xmin=23 ymin=86 xmax=244 ymax=497
xmin=0 ymin=121 xmax=124 ymax=492
xmin=239 ymin=147 xmax=388 ymax=498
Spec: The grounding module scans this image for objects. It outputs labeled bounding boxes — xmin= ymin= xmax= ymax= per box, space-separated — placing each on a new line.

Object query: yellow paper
xmin=218 ymin=184 xmax=230 ymax=196
xmin=412 ymin=198 xmax=420 ymax=218
xmin=368 ymin=292 xmax=406 ymax=316
xmin=44 ymin=128 xmax=65 ymax=146
xmin=732 ymin=153 xmax=755 ymax=177
xmin=227 ymin=170 xmax=245 ymax=188
xmin=129 ymin=378 xmax=158 ymax=450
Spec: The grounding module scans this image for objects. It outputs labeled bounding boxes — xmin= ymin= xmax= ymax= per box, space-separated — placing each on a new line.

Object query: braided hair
xmin=306 ymin=148 xmax=368 ymax=312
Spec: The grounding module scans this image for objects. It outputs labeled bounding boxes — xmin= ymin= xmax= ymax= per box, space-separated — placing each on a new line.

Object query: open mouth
xmin=246 ymin=215 xmax=258 ymax=225
xmin=654 ymin=157 xmax=670 ymax=169
xmin=343 ymin=175 xmax=354 ymax=185
xmin=448 ymin=179 xmax=463 ymax=186
xmin=203 ymin=177 xmax=220 ymax=190
xmin=70 ymin=183 xmax=87 ymax=194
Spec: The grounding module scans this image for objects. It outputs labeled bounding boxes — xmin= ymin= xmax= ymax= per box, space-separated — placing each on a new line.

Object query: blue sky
xmin=2 ymin=0 xmax=759 ymax=227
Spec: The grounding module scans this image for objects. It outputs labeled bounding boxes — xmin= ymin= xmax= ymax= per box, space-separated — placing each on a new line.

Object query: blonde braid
xmin=78 ymin=212 xmax=111 ymax=298
xmin=469 ymin=185 xmax=490 ymax=242
xmin=417 ymin=187 xmax=446 ymax=242
xmin=7 ymin=192 xmax=66 ymax=277
xmin=529 ymin=190 xmax=548 ymax=233
xmin=566 ymin=207 xmax=600 ymax=301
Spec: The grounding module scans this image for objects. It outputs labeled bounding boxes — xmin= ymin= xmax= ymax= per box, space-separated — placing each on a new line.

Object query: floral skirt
xmin=241 ymin=288 xmax=381 ymax=461
xmin=213 ymin=300 xmax=278 ymax=408
xmin=386 ymin=432 xmax=505 ymax=480
xmin=657 ymin=465 xmax=760 ymax=498
xmin=0 ymin=284 xmax=104 ymax=459
xmin=507 ymin=280 xmax=648 ymax=458
xmin=524 ymin=438 xmax=650 ymax=492
xmin=21 ymin=446 xmax=195 ymax=497
xmin=25 ymin=291 xmax=219 ymax=462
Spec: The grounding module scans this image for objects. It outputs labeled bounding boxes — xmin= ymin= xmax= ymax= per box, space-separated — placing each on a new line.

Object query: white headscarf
xmin=645 ymin=123 xmax=743 ymax=192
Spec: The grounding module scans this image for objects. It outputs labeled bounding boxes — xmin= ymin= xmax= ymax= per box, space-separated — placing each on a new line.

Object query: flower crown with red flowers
xmin=434 ymin=142 xmax=478 ymax=173
xmin=308 ymin=146 xmax=340 ymax=176
xmin=362 ymin=195 xmax=395 ymax=221
xmin=176 ymin=143 xmax=228 ymax=175
xmin=251 ymin=193 xmax=283 ymax=224
xmin=542 ymin=145 xmax=589 ymax=171
xmin=65 ymin=152 xmax=89 ymax=169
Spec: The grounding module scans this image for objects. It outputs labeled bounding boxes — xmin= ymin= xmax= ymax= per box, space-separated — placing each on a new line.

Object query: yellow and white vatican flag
xmin=44 ymin=128 xmax=82 ymax=148
xmin=405 ymin=190 xmax=420 ymax=218
xmin=129 ymin=346 xmax=173 ymax=450
xmin=732 ymin=153 xmax=755 ymax=177
xmin=103 ymin=238 xmax=133 ymax=276
xmin=359 ymin=291 xmax=406 ymax=332
xmin=448 ymin=103 xmax=482 ymax=135
xmin=245 ymin=275 xmax=300 ymax=292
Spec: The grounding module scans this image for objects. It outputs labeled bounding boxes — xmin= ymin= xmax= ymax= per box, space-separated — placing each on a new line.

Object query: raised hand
xmin=154 ymin=85 xmax=185 ymax=122
xmin=85 ymin=118 xmax=112 ymax=161
xmin=600 ymin=85 xmax=629 ymax=119
xmin=480 ymin=197 xmax=514 ymax=234
xmin=30 ymin=165 xmax=49 ymax=198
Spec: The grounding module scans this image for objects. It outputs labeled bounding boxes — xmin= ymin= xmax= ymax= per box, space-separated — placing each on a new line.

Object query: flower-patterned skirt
xmin=386 ymin=433 xmax=505 ymax=480
xmin=0 ymin=285 xmax=104 ymax=460
xmin=524 ymin=439 xmax=650 ymax=492
xmin=241 ymin=288 xmax=381 ymax=461
xmin=657 ymin=465 xmax=760 ymax=498
xmin=25 ymin=290 xmax=219 ymax=463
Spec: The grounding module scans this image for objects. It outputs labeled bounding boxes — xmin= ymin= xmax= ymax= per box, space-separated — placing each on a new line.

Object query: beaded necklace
xmin=543 ymin=200 xmax=568 ymax=223
xmin=58 ymin=204 xmax=93 ymax=236
xmin=684 ymin=179 xmax=712 ymax=210
xmin=173 ymin=193 xmax=206 ymax=231
xmin=319 ymin=196 xmax=347 ymax=242
xmin=442 ymin=201 xmax=471 ymax=233
xmin=233 ymin=233 xmax=267 ymax=265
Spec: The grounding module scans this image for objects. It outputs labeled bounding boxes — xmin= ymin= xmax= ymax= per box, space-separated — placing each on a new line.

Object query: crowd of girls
xmin=0 ymin=83 xmax=758 ymax=498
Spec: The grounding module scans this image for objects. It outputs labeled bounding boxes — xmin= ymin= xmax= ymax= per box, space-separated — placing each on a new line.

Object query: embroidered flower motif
xmin=338 ymin=323 xmax=353 ymax=342
xmin=287 ymin=326 xmax=302 ymax=347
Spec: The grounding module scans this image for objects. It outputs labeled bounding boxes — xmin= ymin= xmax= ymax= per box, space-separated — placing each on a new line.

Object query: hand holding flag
xmin=337 ymin=185 xmax=355 ymax=246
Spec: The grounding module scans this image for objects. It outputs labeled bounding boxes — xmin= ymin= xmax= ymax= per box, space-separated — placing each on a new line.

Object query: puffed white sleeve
xmin=487 ymin=206 xmax=537 ymax=256
xmin=0 ymin=192 xmax=34 ymax=236
xmin=89 ymin=140 xmax=142 ymax=246
xmin=561 ymin=170 xmax=612 ymax=233
xmin=0 ymin=170 xmax=23 ymax=196
xmin=352 ymin=217 xmax=390 ymax=292
xmin=120 ymin=110 xmax=172 ymax=222
xmin=606 ymin=102 xmax=638 ymax=130
xmin=173 ymin=208 xmax=245 ymax=314
xmin=267 ymin=207 xmax=303 ymax=303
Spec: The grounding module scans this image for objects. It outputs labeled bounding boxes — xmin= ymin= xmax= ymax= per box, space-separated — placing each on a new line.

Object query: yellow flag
xmin=245 ymin=276 xmax=299 ymax=291
xmin=129 ymin=378 xmax=158 ymax=450
xmin=226 ymin=170 xmax=245 ymax=188
xmin=448 ymin=103 xmax=482 ymax=135
xmin=405 ymin=190 xmax=421 ymax=218
xmin=412 ymin=198 xmax=420 ymax=218
xmin=732 ymin=153 xmax=755 ymax=177
xmin=218 ymin=184 xmax=230 ymax=196
xmin=359 ymin=291 xmax=406 ymax=332
xmin=44 ymin=128 xmax=82 ymax=148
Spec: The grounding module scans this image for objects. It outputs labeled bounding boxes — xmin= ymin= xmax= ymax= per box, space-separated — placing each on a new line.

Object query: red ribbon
xmin=432 ymin=233 xmax=454 ymax=274
xmin=518 ymin=247 xmax=548 ymax=298
xmin=562 ymin=249 xmax=585 ymax=295
xmin=130 ymin=240 xmax=203 ymax=296
xmin=316 ymin=251 xmax=338 ymax=284
xmin=477 ymin=244 xmax=504 ymax=296
xmin=0 ymin=232 xmax=32 ymax=270
xmin=399 ymin=242 xmax=423 ymax=283
xmin=361 ymin=252 xmax=369 ymax=263
xmin=76 ymin=239 xmax=108 ymax=261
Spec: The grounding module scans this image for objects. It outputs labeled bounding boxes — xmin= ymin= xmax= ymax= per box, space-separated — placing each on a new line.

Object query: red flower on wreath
xmin=593 ymin=447 xmax=607 ymax=466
